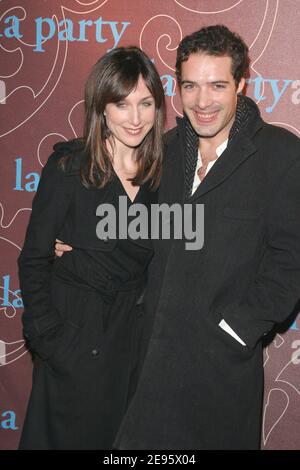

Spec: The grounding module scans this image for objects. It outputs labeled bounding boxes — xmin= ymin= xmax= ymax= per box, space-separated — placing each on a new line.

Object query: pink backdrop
xmin=1 ymin=0 xmax=299 ymax=450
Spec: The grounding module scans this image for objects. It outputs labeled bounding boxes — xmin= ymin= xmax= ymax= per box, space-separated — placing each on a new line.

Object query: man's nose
xmin=195 ymin=88 xmax=213 ymax=109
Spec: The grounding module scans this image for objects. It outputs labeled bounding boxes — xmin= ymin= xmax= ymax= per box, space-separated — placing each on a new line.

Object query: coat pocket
xmin=43 ymin=286 xmax=90 ymax=373
xmin=208 ymin=310 xmax=254 ymax=360
xmin=51 ymin=277 xmax=89 ymax=329
xmin=45 ymin=320 xmax=83 ymax=374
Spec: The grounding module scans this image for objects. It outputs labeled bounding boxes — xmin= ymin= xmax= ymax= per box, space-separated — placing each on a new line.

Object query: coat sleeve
xmin=221 ymin=156 xmax=300 ymax=350
xmin=18 ymin=146 xmax=75 ymax=359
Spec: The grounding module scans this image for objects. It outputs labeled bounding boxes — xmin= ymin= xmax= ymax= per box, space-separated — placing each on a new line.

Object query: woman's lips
xmin=123 ymin=127 xmax=144 ymax=135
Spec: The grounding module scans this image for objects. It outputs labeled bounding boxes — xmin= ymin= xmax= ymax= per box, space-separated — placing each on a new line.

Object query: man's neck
xmin=199 ymin=135 xmax=228 ymax=159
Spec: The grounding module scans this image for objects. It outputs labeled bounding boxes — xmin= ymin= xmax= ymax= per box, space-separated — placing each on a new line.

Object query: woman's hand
xmin=55 ymin=239 xmax=73 ymax=257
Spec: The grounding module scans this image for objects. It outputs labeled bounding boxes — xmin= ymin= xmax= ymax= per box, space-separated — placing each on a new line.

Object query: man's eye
xmin=183 ymin=84 xmax=194 ymax=90
xmin=213 ymin=84 xmax=226 ymax=89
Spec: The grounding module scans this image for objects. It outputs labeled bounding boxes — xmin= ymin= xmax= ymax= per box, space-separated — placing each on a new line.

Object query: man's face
xmin=180 ymin=53 xmax=245 ymax=145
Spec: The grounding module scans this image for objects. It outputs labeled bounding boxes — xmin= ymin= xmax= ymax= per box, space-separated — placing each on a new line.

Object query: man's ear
xmin=237 ymin=77 xmax=246 ymax=94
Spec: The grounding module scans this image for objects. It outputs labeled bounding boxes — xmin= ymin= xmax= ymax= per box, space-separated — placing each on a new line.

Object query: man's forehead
xmin=181 ymin=53 xmax=234 ymax=79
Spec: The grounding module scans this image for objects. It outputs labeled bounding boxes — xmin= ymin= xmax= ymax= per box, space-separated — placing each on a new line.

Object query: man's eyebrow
xmin=180 ymin=80 xmax=196 ymax=85
xmin=180 ymin=80 xmax=230 ymax=85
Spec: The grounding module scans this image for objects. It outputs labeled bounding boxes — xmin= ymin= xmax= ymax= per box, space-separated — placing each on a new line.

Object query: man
xmin=57 ymin=25 xmax=300 ymax=449
xmin=113 ymin=25 xmax=300 ymax=450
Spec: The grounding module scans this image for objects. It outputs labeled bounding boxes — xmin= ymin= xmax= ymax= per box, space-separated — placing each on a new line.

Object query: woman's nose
xmin=129 ymin=106 xmax=142 ymax=126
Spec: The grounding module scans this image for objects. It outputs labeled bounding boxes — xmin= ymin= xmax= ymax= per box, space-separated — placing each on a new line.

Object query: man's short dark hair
xmin=176 ymin=24 xmax=249 ymax=86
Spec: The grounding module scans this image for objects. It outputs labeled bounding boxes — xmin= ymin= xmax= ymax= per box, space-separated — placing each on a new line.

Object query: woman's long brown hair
xmin=81 ymin=46 xmax=165 ymax=190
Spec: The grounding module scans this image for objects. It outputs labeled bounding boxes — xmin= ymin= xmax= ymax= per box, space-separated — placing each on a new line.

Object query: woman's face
xmin=104 ymin=75 xmax=156 ymax=152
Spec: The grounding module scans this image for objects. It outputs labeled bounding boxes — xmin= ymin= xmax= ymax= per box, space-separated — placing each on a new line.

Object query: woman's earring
xmin=103 ymin=111 xmax=107 ymax=117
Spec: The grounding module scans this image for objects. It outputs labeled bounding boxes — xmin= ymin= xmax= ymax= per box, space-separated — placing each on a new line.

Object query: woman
xmin=18 ymin=46 xmax=165 ymax=449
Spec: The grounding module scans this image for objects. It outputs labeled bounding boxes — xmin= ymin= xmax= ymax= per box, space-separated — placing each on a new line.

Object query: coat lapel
xmin=188 ymin=134 xmax=258 ymax=202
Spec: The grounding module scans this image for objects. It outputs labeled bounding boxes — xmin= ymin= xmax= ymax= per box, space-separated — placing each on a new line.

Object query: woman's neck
xmin=107 ymin=138 xmax=138 ymax=175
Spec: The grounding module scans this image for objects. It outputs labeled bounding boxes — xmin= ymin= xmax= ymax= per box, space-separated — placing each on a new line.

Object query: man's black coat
xmin=115 ymin=96 xmax=300 ymax=449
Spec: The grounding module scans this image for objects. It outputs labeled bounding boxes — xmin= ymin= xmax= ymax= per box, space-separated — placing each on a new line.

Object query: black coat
xmin=115 ymin=97 xmax=300 ymax=449
xmin=18 ymin=141 xmax=154 ymax=449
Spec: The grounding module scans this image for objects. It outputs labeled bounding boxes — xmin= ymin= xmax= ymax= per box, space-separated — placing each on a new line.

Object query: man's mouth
xmin=193 ymin=110 xmax=219 ymax=124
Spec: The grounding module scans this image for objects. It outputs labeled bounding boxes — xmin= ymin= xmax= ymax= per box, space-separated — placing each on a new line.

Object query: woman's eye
xmin=142 ymin=101 xmax=153 ymax=107
xmin=116 ymin=102 xmax=126 ymax=108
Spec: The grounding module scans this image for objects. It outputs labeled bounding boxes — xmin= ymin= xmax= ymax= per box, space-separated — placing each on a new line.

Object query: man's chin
xmin=186 ymin=117 xmax=220 ymax=138
xmin=193 ymin=126 xmax=221 ymax=139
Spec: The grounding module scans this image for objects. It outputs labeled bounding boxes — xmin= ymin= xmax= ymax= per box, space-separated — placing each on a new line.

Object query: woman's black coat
xmin=18 ymin=142 xmax=152 ymax=449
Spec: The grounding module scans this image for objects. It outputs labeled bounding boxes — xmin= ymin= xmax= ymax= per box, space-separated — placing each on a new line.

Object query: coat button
xmin=91 ymin=348 xmax=100 ymax=357
xmin=103 ymin=236 xmax=109 ymax=243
